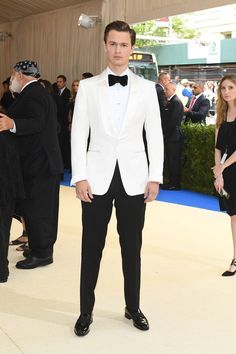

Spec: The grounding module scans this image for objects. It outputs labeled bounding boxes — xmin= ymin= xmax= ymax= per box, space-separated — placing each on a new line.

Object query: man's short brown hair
xmin=104 ymin=20 xmax=136 ymax=46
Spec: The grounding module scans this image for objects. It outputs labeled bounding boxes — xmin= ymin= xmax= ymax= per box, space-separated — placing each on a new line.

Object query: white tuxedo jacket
xmin=71 ymin=69 xmax=163 ymax=196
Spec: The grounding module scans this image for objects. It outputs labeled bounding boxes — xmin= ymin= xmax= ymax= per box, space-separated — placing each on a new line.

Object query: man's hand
xmin=0 ymin=114 xmax=14 ymax=132
xmin=75 ymin=180 xmax=93 ymax=203
xmin=144 ymin=182 xmax=160 ymax=203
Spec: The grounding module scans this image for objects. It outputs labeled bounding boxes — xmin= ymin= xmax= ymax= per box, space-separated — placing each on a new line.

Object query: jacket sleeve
xmin=70 ymin=81 xmax=90 ymax=185
xmin=186 ymin=98 xmax=210 ymax=123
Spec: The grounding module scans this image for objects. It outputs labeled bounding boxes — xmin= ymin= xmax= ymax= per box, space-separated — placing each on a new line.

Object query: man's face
xmin=162 ymin=74 xmax=170 ymax=86
xmin=192 ymin=83 xmax=203 ymax=95
xmin=165 ymin=83 xmax=175 ymax=98
xmin=10 ymin=70 xmax=22 ymax=93
xmin=57 ymin=78 xmax=66 ymax=89
xmin=104 ymin=30 xmax=134 ymax=71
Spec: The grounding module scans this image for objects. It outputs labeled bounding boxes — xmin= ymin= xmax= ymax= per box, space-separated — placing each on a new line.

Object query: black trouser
xmin=165 ymin=138 xmax=183 ymax=187
xmin=0 ymin=200 xmax=15 ymax=279
xmin=80 ymin=164 xmax=146 ymax=314
xmin=20 ymin=174 xmax=60 ymax=258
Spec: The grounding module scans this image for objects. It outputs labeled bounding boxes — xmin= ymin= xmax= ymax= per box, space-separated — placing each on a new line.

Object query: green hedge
xmin=181 ymin=124 xmax=215 ymax=195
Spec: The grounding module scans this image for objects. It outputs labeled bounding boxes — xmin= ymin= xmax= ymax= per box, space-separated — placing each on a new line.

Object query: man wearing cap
xmin=0 ymin=60 xmax=63 ymax=269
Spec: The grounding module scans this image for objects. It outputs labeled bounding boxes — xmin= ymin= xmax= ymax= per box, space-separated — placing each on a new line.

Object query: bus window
xmin=129 ymin=52 xmax=158 ymax=82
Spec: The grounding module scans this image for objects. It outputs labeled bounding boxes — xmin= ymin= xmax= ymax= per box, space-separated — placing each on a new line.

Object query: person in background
xmin=71 ymin=20 xmax=163 ymax=336
xmin=162 ymin=81 xmax=183 ymax=190
xmin=173 ymin=75 xmax=180 ymax=84
xmin=0 ymin=77 xmax=15 ymax=112
xmin=56 ymin=75 xmax=71 ymax=170
xmin=0 ymin=60 xmax=63 ymax=269
xmin=184 ymin=81 xmax=210 ymax=124
xmin=81 ymin=72 xmax=93 ymax=80
xmin=9 ymin=216 xmax=28 ymax=251
xmin=68 ymin=80 xmax=80 ymax=130
xmin=0 ymin=129 xmax=24 ymax=282
xmin=212 ymin=74 xmax=236 ymax=276
xmin=155 ymin=71 xmax=170 ymax=122
xmin=181 ymin=79 xmax=192 ymax=99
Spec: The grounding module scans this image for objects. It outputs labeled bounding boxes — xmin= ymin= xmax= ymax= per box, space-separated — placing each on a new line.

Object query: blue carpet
xmin=158 ymin=189 xmax=220 ymax=212
xmin=61 ymin=170 xmax=220 ymax=212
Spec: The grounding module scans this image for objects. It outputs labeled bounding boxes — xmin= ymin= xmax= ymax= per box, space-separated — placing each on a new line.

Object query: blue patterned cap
xmin=14 ymin=60 xmax=40 ymax=78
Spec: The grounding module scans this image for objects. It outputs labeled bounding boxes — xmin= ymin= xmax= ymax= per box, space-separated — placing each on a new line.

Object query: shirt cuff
xmin=10 ymin=121 xmax=16 ymax=133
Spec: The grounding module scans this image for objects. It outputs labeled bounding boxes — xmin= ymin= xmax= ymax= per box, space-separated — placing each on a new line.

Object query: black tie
xmin=108 ymin=74 xmax=128 ymax=87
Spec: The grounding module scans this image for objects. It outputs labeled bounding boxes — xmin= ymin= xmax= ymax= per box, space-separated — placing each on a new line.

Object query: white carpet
xmin=1 ymin=186 xmax=236 ymax=354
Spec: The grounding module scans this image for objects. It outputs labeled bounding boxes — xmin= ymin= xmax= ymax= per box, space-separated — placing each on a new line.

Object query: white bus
xmin=129 ymin=51 xmax=158 ymax=82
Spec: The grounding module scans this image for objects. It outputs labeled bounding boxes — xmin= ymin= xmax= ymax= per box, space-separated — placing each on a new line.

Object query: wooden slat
xmin=0 ymin=0 xmax=90 ymax=24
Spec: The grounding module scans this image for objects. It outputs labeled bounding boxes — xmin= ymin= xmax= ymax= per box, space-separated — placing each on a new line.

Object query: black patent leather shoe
xmin=16 ymin=256 xmax=53 ymax=269
xmin=74 ymin=314 xmax=93 ymax=336
xmin=125 ymin=307 xmax=149 ymax=331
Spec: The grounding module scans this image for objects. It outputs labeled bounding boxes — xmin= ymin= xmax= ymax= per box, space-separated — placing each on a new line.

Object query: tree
xmin=132 ymin=16 xmax=199 ymax=47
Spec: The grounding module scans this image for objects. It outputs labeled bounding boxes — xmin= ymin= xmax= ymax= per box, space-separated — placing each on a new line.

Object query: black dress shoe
xmin=125 ymin=307 xmax=149 ymax=331
xmin=0 ymin=277 xmax=8 ymax=283
xmin=74 ymin=314 xmax=93 ymax=336
xmin=16 ymin=256 xmax=53 ymax=269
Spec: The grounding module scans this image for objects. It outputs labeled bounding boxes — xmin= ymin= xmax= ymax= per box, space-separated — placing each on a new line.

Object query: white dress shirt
xmin=106 ymin=67 xmax=130 ymax=134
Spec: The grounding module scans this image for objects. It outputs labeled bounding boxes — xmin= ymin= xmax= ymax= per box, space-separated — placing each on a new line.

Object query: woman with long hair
xmin=68 ymin=80 xmax=80 ymax=130
xmin=212 ymin=74 xmax=236 ymax=276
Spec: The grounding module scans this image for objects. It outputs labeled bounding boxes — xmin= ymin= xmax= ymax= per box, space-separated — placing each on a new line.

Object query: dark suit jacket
xmin=57 ymin=87 xmax=71 ymax=130
xmin=155 ymin=83 xmax=167 ymax=117
xmin=0 ymin=91 xmax=15 ymax=111
xmin=7 ymin=81 xmax=63 ymax=177
xmin=163 ymin=94 xmax=183 ymax=141
xmin=185 ymin=93 xmax=210 ymax=124
xmin=0 ymin=131 xmax=24 ymax=205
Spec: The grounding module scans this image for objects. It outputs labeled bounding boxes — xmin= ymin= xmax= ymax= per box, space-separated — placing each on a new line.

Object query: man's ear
xmin=104 ymin=42 xmax=107 ymax=53
xmin=17 ymin=71 xmax=24 ymax=80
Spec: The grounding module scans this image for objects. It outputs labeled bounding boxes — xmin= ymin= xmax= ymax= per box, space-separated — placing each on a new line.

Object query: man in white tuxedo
xmin=71 ymin=20 xmax=163 ymax=336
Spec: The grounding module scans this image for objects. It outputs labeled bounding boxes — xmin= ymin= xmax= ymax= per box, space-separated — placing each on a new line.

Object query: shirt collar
xmin=195 ymin=92 xmax=203 ymax=99
xmin=168 ymin=93 xmax=176 ymax=101
xmin=21 ymin=79 xmax=38 ymax=92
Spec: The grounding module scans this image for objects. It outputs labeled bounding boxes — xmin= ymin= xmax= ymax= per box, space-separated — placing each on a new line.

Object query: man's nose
xmin=115 ymin=44 xmax=121 ymax=52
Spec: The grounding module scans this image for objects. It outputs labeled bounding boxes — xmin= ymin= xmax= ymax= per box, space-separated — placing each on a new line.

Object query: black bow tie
xmin=108 ymin=74 xmax=128 ymax=87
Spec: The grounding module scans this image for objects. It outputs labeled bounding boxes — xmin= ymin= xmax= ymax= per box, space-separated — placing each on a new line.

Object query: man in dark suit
xmin=162 ymin=81 xmax=183 ymax=190
xmin=0 ymin=60 xmax=63 ymax=269
xmin=155 ymin=71 xmax=170 ymax=124
xmin=56 ymin=75 xmax=71 ymax=169
xmin=184 ymin=81 xmax=210 ymax=124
